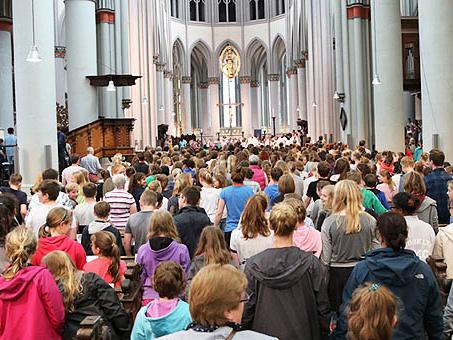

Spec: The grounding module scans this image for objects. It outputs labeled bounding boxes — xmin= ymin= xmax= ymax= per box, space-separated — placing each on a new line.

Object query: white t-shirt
xmin=404 ymin=215 xmax=435 ymax=262
xmin=200 ymin=187 xmax=221 ymax=223
xmin=26 ymin=203 xmax=61 ymax=236
xmin=230 ymin=227 xmax=274 ymax=270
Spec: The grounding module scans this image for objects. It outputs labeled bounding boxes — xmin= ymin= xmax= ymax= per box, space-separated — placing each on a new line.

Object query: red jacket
xmin=0 ymin=266 xmax=65 ymax=340
xmin=32 ymin=234 xmax=87 ymax=269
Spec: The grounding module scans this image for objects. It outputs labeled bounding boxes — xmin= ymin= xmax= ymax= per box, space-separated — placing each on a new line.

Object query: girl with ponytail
xmin=0 ymin=227 xmax=65 ymax=339
xmin=198 ymin=168 xmax=221 ymax=224
xmin=332 ymin=212 xmax=443 ymax=339
xmin=83 ymin=231 xmax=127 ymax=288
xmin=31 ymin=207 xmax=86 ymax=269
xmin=42 ymin=250 xmax=131 ymax=339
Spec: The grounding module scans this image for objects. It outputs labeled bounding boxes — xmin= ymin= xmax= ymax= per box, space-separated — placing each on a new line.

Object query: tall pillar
xmin=96 ymin=2 xmax=116 ymax=118
xmin=0 ymin=2 xmax=14 ymax=130
xmin=372 ymin=0 xmax=404 ymax=151
xmin=240 ymin=76 xmax=252 ymax=136
xmin=182 ymin=76 xmax=192 ymax=134
xmin=268 ymin=74 xmax=280 ymax=133
xmin=66 ymin=0 xmax=98 ymax=130
xmin=155 ymin=63 xmax=165 ymax=125
xmin=208 ymin=77 xmax=220 ymax=136
xmin=164 ymin=71 xmax=175 ymax=134
xmin=250 ymin=81 xmax=260 ymax=129
xmin=287 ymin=68 xmax=298 ymax=131
xmin=199 ymin=82 xmax=209 ymax=133
xmin=13 ymin=0 xmax=58 ymax=185
xmin=403 ymin=91 xmax=415 ymax=122
xmin=419 ymin=0 xmax=453 ymax=160
xmin=295 ymin=59 xmax=308 ymax=121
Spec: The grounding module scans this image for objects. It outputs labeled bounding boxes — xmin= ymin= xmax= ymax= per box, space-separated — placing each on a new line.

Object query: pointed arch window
xmin=218 ymin=0 xmax=236 ymax=22
xmin=250 ymin=0 xmax=265 ymax=20
xmin=275 ymin=0 xmax=285 ymax=16
xmin=170 ymin=0 xmax=180 ymax=18
xmin=189 ymin=0 xmax=206 ymax=22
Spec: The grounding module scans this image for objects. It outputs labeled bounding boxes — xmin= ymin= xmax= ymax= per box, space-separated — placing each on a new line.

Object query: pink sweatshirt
xmin=293 ymin=223 xmax=322 ymax=257
xmin=0 ymin=266 xmax=65 ymax=340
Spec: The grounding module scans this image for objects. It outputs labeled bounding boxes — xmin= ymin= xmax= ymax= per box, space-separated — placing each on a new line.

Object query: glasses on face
xmin=239 ymin=293 xmax=250 ymax=303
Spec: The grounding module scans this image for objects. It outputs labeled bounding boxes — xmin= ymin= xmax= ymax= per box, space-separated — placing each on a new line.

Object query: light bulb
xmin=26 ymin=45 xmax=42 ymax=63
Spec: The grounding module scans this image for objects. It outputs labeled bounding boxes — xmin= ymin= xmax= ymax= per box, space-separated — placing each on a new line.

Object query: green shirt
xmin=361 ymin=188 xmax=387 ymax=215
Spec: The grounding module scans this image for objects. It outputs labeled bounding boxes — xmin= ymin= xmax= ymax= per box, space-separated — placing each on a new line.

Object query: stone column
xmin=164 ymin=70 xmax=174 ymax=126
xmin=419 ymin=0 xmax=453 ymax=160
xmin=155 ymin=62 xmax=165 ymax=125
xmin=66 ymin=0 xmax=98 ymax=130
xmin=240 ymin=76 xmax=252 ymax=137
xmin=287 ymin=67 xmax=298 ymax=131
xmin=182 ymin=76 xmax=192 ymax=134
xmin=208 ymin=77 xmax=220 ymax=136
xmin=372 ymin=0 xmax=404 ymax=151
xmin=268 ymin=74 xmax=280 ymax=133
xmin=199 ymin=82 xmax=209 ymax=133
xmin=250 ymin=81 xmax=260 ymax=129
xmin=0 ymin=2 xmax=14 ymax=130
xmin=96 ymin=2 xmax=116 ymax=118
xmin=403 ymin=91 xmax=415 ymax=122
xmin=295 ymin=59 xmax=308 ymax=121
xmin=13 ymin=0 xmax=58 ymax=185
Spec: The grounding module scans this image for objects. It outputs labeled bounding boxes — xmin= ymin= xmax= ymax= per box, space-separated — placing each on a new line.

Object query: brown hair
xmin=82 ymin=183 xmax=97 ymax=198
xmin=94 ymin=201 xmax=110 ymax=219
xmin=239 ymin=193 xmax=270 ymax=239
xmin=91 ymin=231 xmax=121 ymax=284
xmin=9 ymin=173 xmax=22 ymax=186
xmin=269 ymin=203 xmax=298 ymax=237
xmin=147 ymin=210 xmax=180 ymax=241
xmin=39 ymin=207 xmax=73 ymax=238
xmin=348 ymin=282 xmax=397 ymax=340
xmin=283 ymin=197 xmax=307 ymax=223
xmin=278 ymin=174 xmax=295 ymax=195
xmin=195 ymin=226 xmax=232 ymax=265
xmin=189 ymin=264 xmax=247 ymax=326
xmin=429 ymin=149 xmax=445 ymax=167
xmin=403 ymin=171 xmax=426 ymax=195
xmin=38 ymin=179 xmax=61 ymax=201
xmin=3 ymin=227 xmax=37 ymax=280
xmin=199 ymin=168 xmax=214 ymax=186
xmin=153 ymin=261 xmax=186 ymax=299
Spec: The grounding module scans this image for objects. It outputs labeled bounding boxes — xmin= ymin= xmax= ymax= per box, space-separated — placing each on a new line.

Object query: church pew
xmin=76 ymin=315 xmax=109 ymax=340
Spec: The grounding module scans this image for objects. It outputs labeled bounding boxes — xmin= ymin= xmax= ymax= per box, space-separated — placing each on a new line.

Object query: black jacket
xmin=63 ymin=272 xmax=131 ymax=340
xmin=81 ymin=223 xmax=125 ymax=256
xmin=173 ymin=206 xmax=211 ymax=258
xmin=243 ymin=247 xmax=330 ymax=340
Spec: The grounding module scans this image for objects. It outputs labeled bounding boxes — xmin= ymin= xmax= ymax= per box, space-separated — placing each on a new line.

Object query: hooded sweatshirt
xmin=81 ymin=221 xmax=124 ymax=256
xmin=243 ymin=247 xmax=330 ymax=340
xmin=136 ymin=238 xmax=191 ymax=300
xmin=0 ymin=266 xmax=65 ymax=340
xmin=433 ymin=223 xmax=453 ymax=279
xmin=332 ymin=248 xmax=443 ymax=340
xmin=131 ymin=299 xmax=192 ymax=340
xmin=31 ymin=234 xmax=86 ymax=269
xmin=293 ymin=223 xmax=322 ymax=257
xmin=415 ymin=196 xmax=439 ymax=234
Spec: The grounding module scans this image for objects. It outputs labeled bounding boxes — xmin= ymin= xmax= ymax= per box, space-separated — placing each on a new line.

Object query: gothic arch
xmin=246 ymin=38 xmax=268 ymax=78
xmin=271 ymin=34 xmax=286 ymax=73
xmin=172 ymin=38 xmax=187 ymax=75
xmin=188 ymin=39 xmax=212 ymax=75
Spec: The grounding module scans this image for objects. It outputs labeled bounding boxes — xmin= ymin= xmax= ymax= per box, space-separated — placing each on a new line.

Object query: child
xmin=284 ymin=197 xmax=322 ymax=257
xmin=136 ymin=210 xmax=190 ymax=305
xmin=65 ymin=182 xmax=79 ymax=209
xmin=347 ymin=282 xmax=398 ymax=340
xmin=81 ymin=201 xmax=124 ymax=256
xmin=131 ymin=261 xmax=192 ymax=339
xmin=42 ymin=250 xmax=131 ymax=339
xmin=83 ymin=231 xmax=127 ymax=288
xmin=0 ymin=227 xmax=65 ymax=339
xmin=364 ymin=173 xmax=391 ymax=210
xmin=74 ymin=182 xmax=97 ymax=234
xmin=31 ymin=207 xmax=86 ymax=269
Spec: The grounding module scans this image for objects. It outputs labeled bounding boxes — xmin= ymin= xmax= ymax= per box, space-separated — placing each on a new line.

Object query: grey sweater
xmin=321 ymin=213 xmax=380 ymax=267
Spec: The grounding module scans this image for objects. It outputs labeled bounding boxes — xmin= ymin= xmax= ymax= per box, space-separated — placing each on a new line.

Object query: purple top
xmin=137 ymin=240 xmax=191 ymax=300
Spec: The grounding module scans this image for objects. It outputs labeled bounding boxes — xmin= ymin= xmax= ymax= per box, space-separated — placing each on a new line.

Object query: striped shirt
xmin=104 ymin=189 xmax=136 ymax=229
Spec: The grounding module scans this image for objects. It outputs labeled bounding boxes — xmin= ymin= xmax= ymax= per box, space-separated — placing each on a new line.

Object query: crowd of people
xmin=1 ymin=135 xmax=453 ymax=339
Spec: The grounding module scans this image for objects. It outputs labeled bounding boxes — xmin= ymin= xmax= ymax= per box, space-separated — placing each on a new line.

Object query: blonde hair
xmin=42 ymin=250 xmax=83 ymax=312
xmin=269 ymin=203 xmax=298 ymax=237
xmin=198 ymin=168 xmax=214 ymax=186
xmin=321 ymin=185 xmax=335 ymax=210
xmin=65 ymin=182 xmax=79 ymax=193
xmin=147 ymin=210 xmax=180 ymax=241
xmin=380 ymin=169 xmax=395 ymax=192
xmin=3 ymin=227 xmax=37 ymax=280
xmin=348 ymin=282 xmax=397 ymax=340
xmin=332 ymin=180 xmax=364 ymax=234
xmin=283 ymin=197 xmax=307 ymax=223
xmin=172 ymin=173 xmax=192 ymax=197
xmin=39 ymin=207 xmax=73 ymax=238
xmin=71 ymin=170 xmax=87 ymax=187
xmin=189 ymin=264 xmax=247 ymax=326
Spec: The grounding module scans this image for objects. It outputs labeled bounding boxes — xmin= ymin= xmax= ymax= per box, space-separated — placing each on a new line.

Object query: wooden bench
xmin=76 ymin=316 xmax=109 ymax=340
